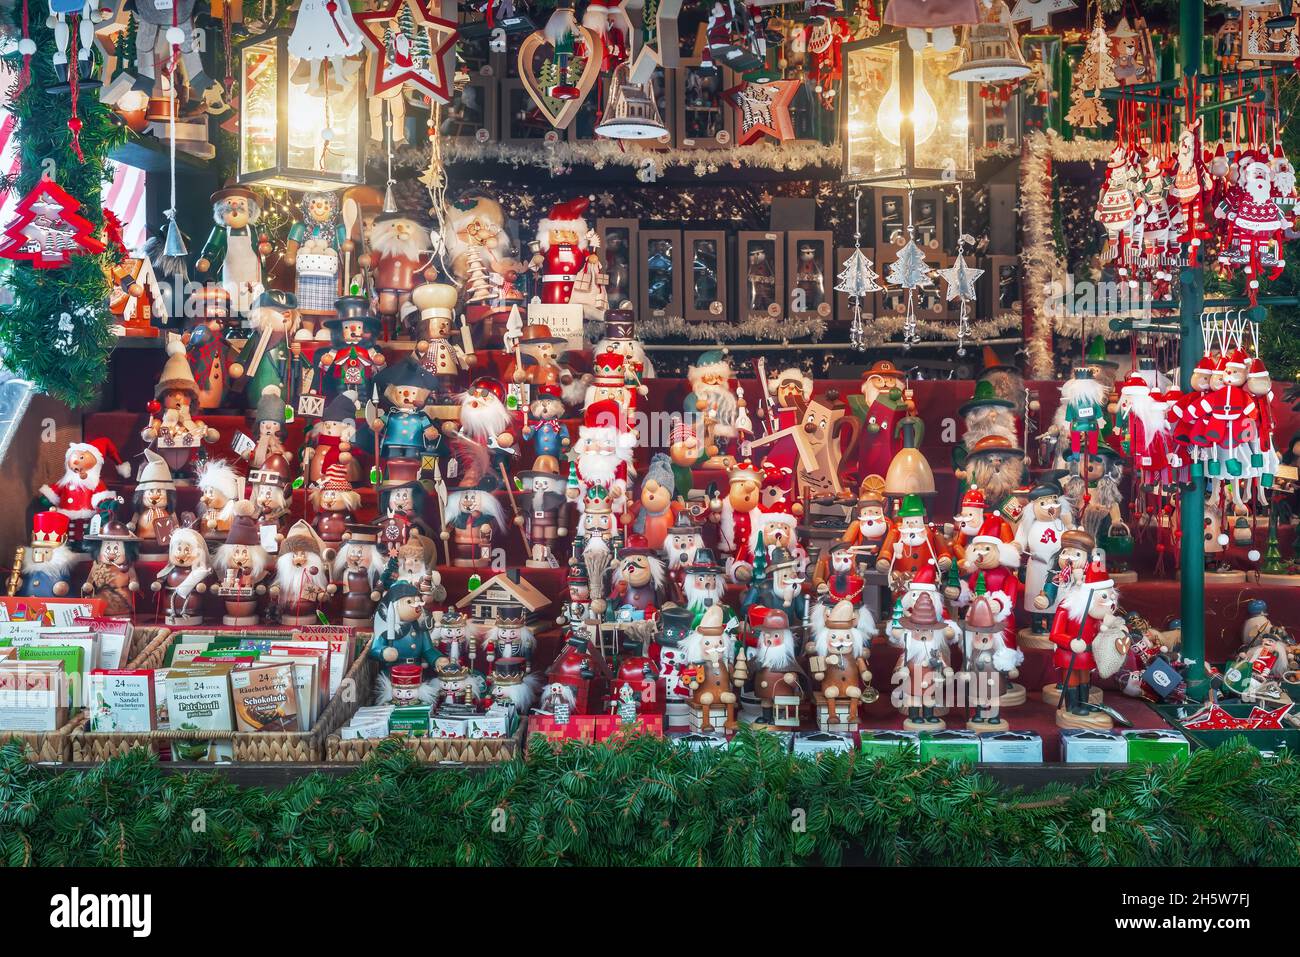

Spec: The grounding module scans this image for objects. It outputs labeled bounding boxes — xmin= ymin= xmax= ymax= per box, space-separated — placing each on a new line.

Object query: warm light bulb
xmin=876 ymin=58 xmax=939 ymax=147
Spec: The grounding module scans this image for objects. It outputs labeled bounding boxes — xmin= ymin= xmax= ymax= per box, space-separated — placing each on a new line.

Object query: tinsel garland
xmin=2 ymin=735 xmax=1299 ymax=866
xmin=1021 ymin=131 xmax=1119 ymax=378
xmin=394 ymin=138 xmax=841 ymax=177
xmin=0 ymin=3 xmax=126 ymax=407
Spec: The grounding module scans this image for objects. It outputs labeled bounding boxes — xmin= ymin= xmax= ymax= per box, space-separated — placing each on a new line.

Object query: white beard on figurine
xmin=1050 ymin=374 xmax=1110 ymax=467
xmin=430 ymin=669 xmax=487 ymax=707
xmin=960 ymin=593 xmax=1023 ymax=672
xmin=749 ymin=508 xmax=804 ymax=561
xmin=682 ymin=572 xmax=726 ymax=610
xmin=665 ymin=530 xmax=704 ymax=575
xmin=459 ymin=388 xmax=512 ymax=444
xmin=572 ymin=424 xmax=635 ymax=510
xmin=539 ymin=681 xmax=578 ymax=717
xmin=963 ymin=406 xmax=1017 ymax=447
xmin=491 ymin=672 xmax=543 ymax=713
xmin=749 ymin=626 xmax=801 ymax=671
xmin=591 ymin=335 xmax=656 ymax=379
xmin=274 ymin=550 xmax=330 ymax=614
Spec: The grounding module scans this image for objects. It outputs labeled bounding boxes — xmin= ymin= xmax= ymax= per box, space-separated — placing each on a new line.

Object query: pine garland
xmin=2 ymin=733 xmax=1299 ymax=866
xmin=0 ymin=2 xmax=127 ymax=407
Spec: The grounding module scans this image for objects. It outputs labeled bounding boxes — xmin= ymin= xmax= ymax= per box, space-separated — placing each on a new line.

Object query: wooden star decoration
xmin=935 ymin=254 xmax=983 ymax=302
xmin=356 ymin=0 xmax=459 ymax=105
xmin=724 ymin=80 xmax=798 ymax=146
xmin=1009 ymin=0 xmax=1077 ymax=30
xmin=93 ymin=0 xmax=141 ymax=104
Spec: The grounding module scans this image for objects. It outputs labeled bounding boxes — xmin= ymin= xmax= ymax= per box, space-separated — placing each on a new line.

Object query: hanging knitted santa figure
xmin=1060 ymin=366 xmax=1111 ymax=456
xmin=1245 ymin=355 xmax=1279 ymax=482
xmin=1114 ymin=374 xmax=1180 ymax=487
xmin=1199 ymin=348 xmax=1258 ymax=480
xmin=39 ymin=438 xmax=132 ymax=545
xmin=1169 ymin=119 xmax=1213 ymax=259
xmin=1095 ymin=144 xmax=1141 ymax=276
xmin=1215 ymin=150 xmax=1290 ymax=303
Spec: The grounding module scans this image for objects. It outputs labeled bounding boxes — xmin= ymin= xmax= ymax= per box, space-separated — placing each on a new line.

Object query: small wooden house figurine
xmin=107 ymin=257 xmax=166 ymax=337
xmin=546 ymin=631 xmax=612 ymax=715
xmin=456 ymin=568 xmax=550 ymax=628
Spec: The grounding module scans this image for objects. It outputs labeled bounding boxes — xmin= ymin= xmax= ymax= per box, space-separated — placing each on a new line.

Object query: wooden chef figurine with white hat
xmin=129 ymin=450 xmax=180 ymax=560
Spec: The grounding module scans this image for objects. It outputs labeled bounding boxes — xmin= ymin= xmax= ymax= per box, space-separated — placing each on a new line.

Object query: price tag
xmin=260 ymin=524 xmax=279 ymax=553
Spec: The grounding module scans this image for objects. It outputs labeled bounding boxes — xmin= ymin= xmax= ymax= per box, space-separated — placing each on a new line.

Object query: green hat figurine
xmin=958 ymin=379 xmax=1015 ymax=417
xmin=897 ymin=493 xmax=926 ymax=518
xmin=1085 ymin=334 xmax=1119 ymax=369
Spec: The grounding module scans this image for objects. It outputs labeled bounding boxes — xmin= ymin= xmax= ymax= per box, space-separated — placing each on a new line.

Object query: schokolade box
xmin=859 ymin=730 xmax=919 ymax=758
xmin=918 ymin=730 xmax=981 ymax=763
xmin=1124 ymin=729 xmax=1190 ymax=763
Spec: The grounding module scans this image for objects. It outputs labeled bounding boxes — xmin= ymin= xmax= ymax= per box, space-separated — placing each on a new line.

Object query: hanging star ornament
xmin=356 ymin=0 xmax=459 ymax=104
xmin=724 ymin=80 xmax=798 ymax=145
xmin=1009 ymin=0 xmax=1077 ymax=30
xmin=936 ymin=253 xmax=983 ymax=302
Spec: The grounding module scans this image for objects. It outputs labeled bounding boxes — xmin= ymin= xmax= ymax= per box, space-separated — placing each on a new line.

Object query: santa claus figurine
xmin=39 ymin=438 xmax=132 ymax=548
xmin=839 ymin=479 xmax=893 ymax=567
xmin=529 ymin=196 xmax=608 ymax=320
xmin=442 ymin=376 xmax=518 ymax=489
xmin=948 ymin=515 xmax=1023 ymax=702
xmin=1047 ymin=559 xmax=1131 ymax=729
xmin=568 ymin=399 xmax=636 ymax=519
xmin=741 ymin=606 xmax=806 ymax=727
xmin=948 ymin=486 xmax=988 ymax=560
xmin=961 ymin=581 xmax=1022 ymax=732
xmin=1215 ymin=149 xmax=1290 ymax=302
xmin=886 ymin=565 xmax=960 ymax=730
xmin=361 ymin=212 xmax=438 ymax=334
xmin=875 ymin=493 xmax=953 ymax=595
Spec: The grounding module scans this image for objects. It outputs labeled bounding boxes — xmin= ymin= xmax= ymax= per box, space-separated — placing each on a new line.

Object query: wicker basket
xmin=70 ymin=646 xmax=369 ymax=763
xmin=0 ymin=627 xmax=172 ymax=764
xmin=325 ymin=656 xmax=525 ymax=764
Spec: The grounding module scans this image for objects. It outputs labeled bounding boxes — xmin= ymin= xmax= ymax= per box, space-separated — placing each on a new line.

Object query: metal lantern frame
xmin=840 ymin=30 xmax=975 ymax=188
xmin=236 ymin=28 xmax=367 ymax=192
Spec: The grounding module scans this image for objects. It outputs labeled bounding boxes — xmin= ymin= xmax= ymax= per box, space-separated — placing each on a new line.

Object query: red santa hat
xmin=1080 ymin=556 xmax=1114 ymax=591
xmin=536 ymin=197 xmax=591 ymax=251
xmin=971 ymin=515 xmax=1021 ymax=568
xmin=959 ymin=487 xmax=986 ymax=511
xmin=1224 ymin=348 xmax=1250 ymax=371
xmin=583 ymin=0 xmax=623 ymax=29
xmin=1248 ymin=357 xmax=1270 ymax=379
xmin=909 ymin=563 xmax=938 ymax=592
xmin=1194 ymin=354 xmax=1218 ymax=376
xmin=1118 ymin=374 xmax=1149 ymax=397
xmin=584 ymin=398 xmax=623 ymax=432
xmin=68 ymin=437 xmax=131 ymax=478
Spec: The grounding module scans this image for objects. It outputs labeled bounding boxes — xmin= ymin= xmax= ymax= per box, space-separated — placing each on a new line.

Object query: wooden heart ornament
xmin=516 ymin=25 xmax=601 ymax=130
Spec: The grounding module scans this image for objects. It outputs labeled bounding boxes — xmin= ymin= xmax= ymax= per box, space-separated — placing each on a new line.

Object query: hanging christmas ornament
xmin=1214 ymin=149 xmax=1289 ymax=305
xmin=582 ymin=0 xmax=633 ymax=74
xmin=288 ymin=0 xmax=365 ymax=94
xmin=834 ymin=188 xmax=884 ymax=351
xmin=355 ymin=0 xmax=459 ymax=105
xmin=724 ymin=79 xmax=798 ymax=144
xmin=886 ymin=211 xmax=933 ymax=346
xmin=1064 ymin=6 xmax=1116 ymax=130
xmin=1170 ymin=117 xmax=1213 ymax=262
xmin=935 ymin=229 xmax=983 ymax=356
xmin=0 ymin=180 xmax=106 ymax=268
xmin=1094 ymin=142 xmax=1142 ymax=277
xmin=513 ymin=0 xmax=601 ymax=128
xmin=594 ymin=61 xmax=670 ymax=139
xmin=1008 ymin=0 xmax=1076 ymax=30
xmin=806 ymin=0 xmax=853 ymax=108
xmin=949 ymin=0 xmax=1029 ymax=84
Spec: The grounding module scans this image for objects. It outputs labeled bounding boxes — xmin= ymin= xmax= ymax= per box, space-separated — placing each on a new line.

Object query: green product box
xmin=918 ymin=730 xmax=981 ymax=764
xmin=17 ymin=645 xmax=84 ymax=708
xmin=1124 ymin=729 xmax=1190 ymax=763
xmin=859 ymin=730 xmax=920 ymax=758
xmin=388 ymin=706 xmax=431 ymax=738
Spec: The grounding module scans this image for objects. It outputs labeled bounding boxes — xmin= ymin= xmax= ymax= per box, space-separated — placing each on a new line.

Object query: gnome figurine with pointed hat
xmin=212 ymin=501 xmax=273 ymax=626
xmin=887 ymin=564 xmax=960 ymax=731
xmin=809 ymin=598 xmax=875 ymax=730
xmin=272 ymin=521 xmax=336 ymax=626
xmin=129 ymin=450 xmax=179 ymax=560
xmin=143 ymin=338 xmax=221 ymax=481
xmin=681 ymin=604 xmax=740 ymax=732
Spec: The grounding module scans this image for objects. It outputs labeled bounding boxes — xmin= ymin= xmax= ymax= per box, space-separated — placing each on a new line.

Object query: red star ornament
xmin=1248 ymin=704 xmax=1293 ymax=730
xmin=356 ymin=0 xmax=459 ymax=105
xmin=724 ymin=79 xmax=798 ymax=146
xmin=1181 ymin=701 xmax=1251 ymax=731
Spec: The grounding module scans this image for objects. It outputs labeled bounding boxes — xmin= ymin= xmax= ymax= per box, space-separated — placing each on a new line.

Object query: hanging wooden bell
xmin=594 ymin=62 xmax=668 ymax=140
xmin=883 ymin=414 xmax=936 ymax=498
xmin=948 ymin=0 xmax=1029 ymax=84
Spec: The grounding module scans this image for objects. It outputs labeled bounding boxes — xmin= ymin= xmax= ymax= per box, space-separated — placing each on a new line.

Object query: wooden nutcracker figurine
xmin=211 ymin=502 xmax=273 ymax=626
xmin=809 ymin=598 xmax=874 ymax=730
xmin=442 ymin=486 xmax=506 ymax=567
xmin=1048 ymin=559 xmax=1132 ymax=729
xmin=317 ymin=297 xmax=386 ymax=399
xmin=81 ymin=519 xmax=141 ymax=617
xmin=369 ymin=358 xmax=443 ymax=484
xmin=961 ymin=578 xmax=1021 ymax=732
xmin=333 ymin=527 xmax=385 ymax=630
xmin=151 ymin=525 xmax=212 ymax=627
xmin=195 ymin=186 xmax=271 ymax=315
xmin=411 ymin=282 xmax=470 ymax=402
xmin=15 ymin=512 xmax=76 ymax=598
xmin=369 ymin=582 xmax=440 ymax=704
xmin=515 ymin=469 xmax=570 ymax=567
xmin=433 ymin=608 xmax=476 ymax=667
xmin=227 ymin=291 xmax=300 ymax=410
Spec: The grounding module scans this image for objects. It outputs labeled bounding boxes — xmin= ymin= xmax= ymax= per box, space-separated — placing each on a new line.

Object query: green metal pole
xmin=1179 ymin=0 xmax=1208 ymax=697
